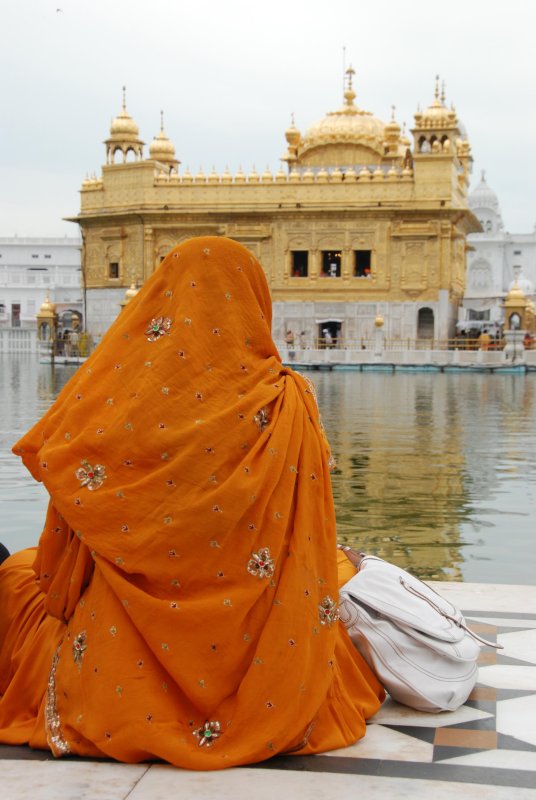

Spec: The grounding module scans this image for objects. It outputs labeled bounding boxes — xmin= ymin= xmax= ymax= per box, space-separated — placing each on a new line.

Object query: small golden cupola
xmin=383 ymin=105 xmax=402 ymax=158
xmin=281 ymin=114 xmax=302 ymax=168
xmin=105 ymin=87 xmax=144 ymax=165
xmin=36 ymin=294 xmax=58 ymax=342
xmin=413 ymin=76 xmax=461 ymax=154
xmin=149 ymin=111 xmax=180 ymax=173
xmin=503 ymin=267 xmax=532 ymax=331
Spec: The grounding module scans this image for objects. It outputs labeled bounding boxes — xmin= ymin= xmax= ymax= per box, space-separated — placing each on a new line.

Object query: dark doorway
xmin=318 ymin=320 xmax=342 ymax=348
xmin=417 ymin=307 xmax=434 ymax=339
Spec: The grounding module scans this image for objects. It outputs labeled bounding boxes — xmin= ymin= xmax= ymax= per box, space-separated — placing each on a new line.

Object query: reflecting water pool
xmin=1 ymin=355 xmax=535 ymax=584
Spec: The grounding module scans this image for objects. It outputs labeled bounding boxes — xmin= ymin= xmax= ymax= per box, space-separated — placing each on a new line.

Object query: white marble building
xmin=462 ymin=173 xmax=536 ymax=329
xmin=0 ymin=236 xmax=83 ymax=332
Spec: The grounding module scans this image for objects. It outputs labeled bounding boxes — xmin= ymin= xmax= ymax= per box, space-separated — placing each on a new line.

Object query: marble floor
xmin=2 ymin=581 xmax=536 ymax=799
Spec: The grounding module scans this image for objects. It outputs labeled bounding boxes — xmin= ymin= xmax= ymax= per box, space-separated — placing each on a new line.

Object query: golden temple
xmin=70 ymin=74 xmax=480 ymax=341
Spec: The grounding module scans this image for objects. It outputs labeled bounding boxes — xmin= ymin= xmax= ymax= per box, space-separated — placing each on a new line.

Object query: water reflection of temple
xmin=315 ymin=373 xmax=470 ymax=580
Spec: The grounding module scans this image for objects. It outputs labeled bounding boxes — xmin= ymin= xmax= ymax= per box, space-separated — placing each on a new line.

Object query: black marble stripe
xmin=255 ymin=754 xmax=536 ymax=788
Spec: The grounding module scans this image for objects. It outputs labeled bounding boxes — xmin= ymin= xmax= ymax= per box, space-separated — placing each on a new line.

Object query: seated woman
xmin=0 ymin=237 xmax=382 ymax=769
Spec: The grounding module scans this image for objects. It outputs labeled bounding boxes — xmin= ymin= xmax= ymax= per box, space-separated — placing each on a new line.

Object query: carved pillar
xmin=144 ymin=226 xmax=154 ymax=282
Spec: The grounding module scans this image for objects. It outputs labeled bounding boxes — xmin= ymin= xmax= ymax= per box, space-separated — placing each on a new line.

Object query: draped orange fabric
xmin=0 ymin=236 xmax=382 ymax=768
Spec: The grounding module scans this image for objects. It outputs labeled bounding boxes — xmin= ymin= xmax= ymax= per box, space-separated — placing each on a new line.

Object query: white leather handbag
xmin=339 ymin=555 xmax=502 ymax=712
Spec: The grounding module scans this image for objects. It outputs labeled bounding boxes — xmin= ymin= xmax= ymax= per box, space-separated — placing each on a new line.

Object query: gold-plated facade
xmin=71 ymin=75 xmax=480 ymax=340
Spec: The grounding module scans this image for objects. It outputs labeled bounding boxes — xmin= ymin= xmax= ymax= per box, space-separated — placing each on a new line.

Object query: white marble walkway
xmin=2 ymin=582 xmax=536 ymax=798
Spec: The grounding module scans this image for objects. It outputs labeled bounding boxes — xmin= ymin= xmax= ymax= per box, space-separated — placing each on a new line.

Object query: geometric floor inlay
xmin=3 ymin=604 xmax=536 ymax=794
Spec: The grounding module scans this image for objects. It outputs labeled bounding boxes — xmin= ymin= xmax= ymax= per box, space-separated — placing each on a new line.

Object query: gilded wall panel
xmin=401 ymin=241 xmax=428 ymax=291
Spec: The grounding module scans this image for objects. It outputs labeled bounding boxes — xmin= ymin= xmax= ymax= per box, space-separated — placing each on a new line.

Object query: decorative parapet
xmin=150 ymin=165 xmax=414 ymax=186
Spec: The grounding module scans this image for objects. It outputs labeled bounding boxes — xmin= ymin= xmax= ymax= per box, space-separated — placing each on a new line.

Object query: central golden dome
xmin=284 ymin=68 xmax=388 ymax=168
xmin=302 ymin=89 xmax=385 ymax=156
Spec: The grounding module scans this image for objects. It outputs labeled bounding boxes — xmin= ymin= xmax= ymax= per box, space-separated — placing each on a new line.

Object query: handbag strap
xmin=400 ymin=578 xmax=504 ymax=650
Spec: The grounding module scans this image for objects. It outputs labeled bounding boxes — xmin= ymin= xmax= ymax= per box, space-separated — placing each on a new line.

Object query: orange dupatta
xmin=3 ymin=236 xmax=382 ymax=768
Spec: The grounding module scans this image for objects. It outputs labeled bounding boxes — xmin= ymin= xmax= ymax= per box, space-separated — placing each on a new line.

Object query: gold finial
xmin=481 ymin=169 xmax=486 ymax=181
xmin=122 ymin=85 xmax=127 ymax=112
xmin=391 ymin=105 xmax=396 ymax=122
xmin=160 ymin=110 xmax=164 ymax=132
xmin=441 ymin=80 xmax=446 ymax=105
xmin=343 ymin=65 xmax=356 ymax=108
xmin=434 ymin=75 xmax=440 ymax=101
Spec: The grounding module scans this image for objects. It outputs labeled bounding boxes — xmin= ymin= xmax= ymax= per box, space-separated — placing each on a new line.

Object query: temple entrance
xmin=317 ymin=320 xmax=342 ymax=348
xmin=417 ymin=307 xmax=434 ymax=340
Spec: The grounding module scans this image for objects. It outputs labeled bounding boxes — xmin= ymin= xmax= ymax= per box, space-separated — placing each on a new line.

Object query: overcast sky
xmin=2 ymin=0 xmax=535 ymax=237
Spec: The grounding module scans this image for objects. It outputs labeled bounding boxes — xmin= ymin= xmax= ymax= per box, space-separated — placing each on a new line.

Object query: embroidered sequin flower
xmin=72 ymin=631 xmax=87 ymax=666
xmin=75 ymin=460 xmax=107 ymax=491
xmin=193 ymin=720 xmax=221 ymax=747
xmin=318 ymin=596 xmax=339 ymax=627
xmin=253 ymin=408 xmax=270 ymax=432
xmin=247 ymin=547 xmax=275 ymax=580
xmin=145 ymin=316 xmax=172 ymax=342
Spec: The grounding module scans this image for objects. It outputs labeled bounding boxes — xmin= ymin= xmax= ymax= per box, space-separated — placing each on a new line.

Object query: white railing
xmin=0 ymin=328 xmax=37 ymax=354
